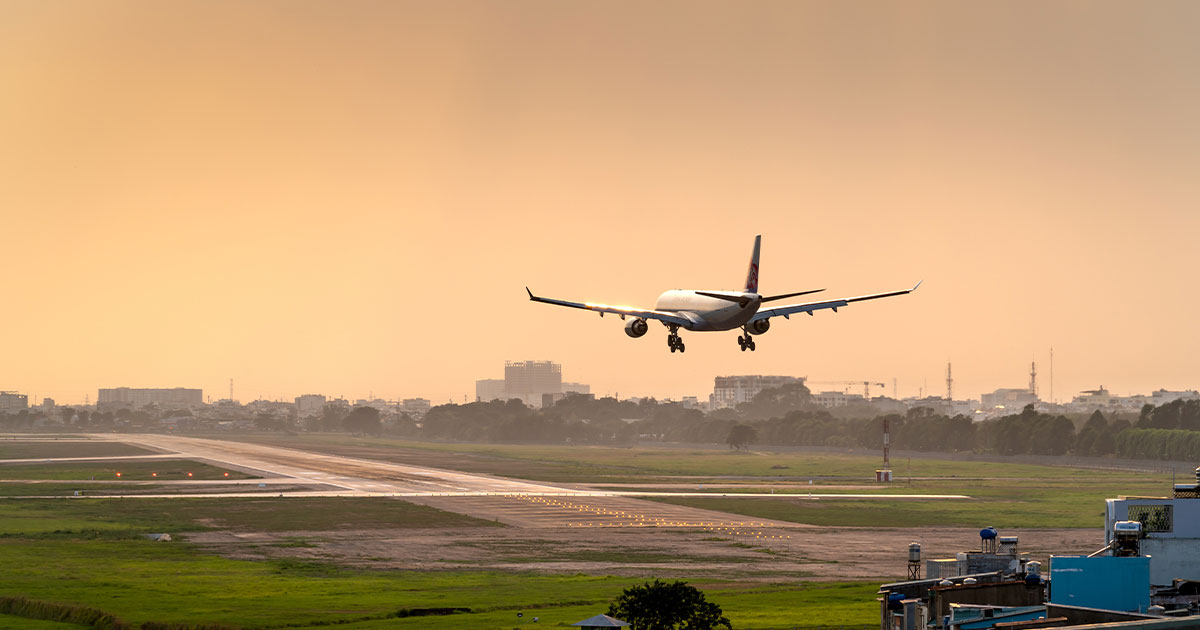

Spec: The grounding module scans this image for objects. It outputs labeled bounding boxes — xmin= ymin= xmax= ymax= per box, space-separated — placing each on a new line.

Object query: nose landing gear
xmin=737 ymin=333 xmax=756 ymax=352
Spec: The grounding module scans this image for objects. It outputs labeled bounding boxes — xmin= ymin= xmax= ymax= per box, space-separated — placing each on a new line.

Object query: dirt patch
xmin=188 ymin=523 xmax=1100 ymax=582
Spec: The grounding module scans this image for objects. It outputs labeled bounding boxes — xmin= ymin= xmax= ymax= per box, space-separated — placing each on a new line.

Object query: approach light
xmin=115 ymin=472 xmax=121 ymax=477
xmin=224 ymin=472 xmax=229 ymax=477
xmin=152 ymin=473 xmax=157 ymax=477
xmin=187 ymin=472 xmax=193 ymax=477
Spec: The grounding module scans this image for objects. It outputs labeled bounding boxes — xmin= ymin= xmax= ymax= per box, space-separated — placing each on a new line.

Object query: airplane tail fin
xmin=744 ymin=235 xmax=761 ymax=293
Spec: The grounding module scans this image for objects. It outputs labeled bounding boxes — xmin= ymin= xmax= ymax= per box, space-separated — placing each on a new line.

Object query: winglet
xmin=526 ymin=286 xmax=535 ymax=300
xmin=912 ymin=280 xmax=923 ymax=292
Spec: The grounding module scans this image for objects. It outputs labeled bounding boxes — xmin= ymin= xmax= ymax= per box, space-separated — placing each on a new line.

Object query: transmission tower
xmin=1029 ymin=362 xmax=1038 ymax=399
xmin=946 ymin=362 xmax=953 ymax=401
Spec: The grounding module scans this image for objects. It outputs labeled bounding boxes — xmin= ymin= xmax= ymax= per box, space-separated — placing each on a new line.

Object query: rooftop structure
xmin=1073 ymin=387 xmax=1112 ymax=410
xmin=1106 ymin=467 xmax=1200 ymax=586
xmin=880 ymin=476 xmax=1200 ymax=629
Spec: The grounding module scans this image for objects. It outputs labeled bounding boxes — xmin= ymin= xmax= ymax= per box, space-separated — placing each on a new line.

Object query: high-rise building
xmin=475 ymin=379 xmax=506 ymax=403
xmin=0 ymin=392 xmax=29 ymax=411
xmin=505 ymin=361 xmax=562 ymax=398
xmin=477 ymin=361 xmax=584 ymax=408
xmin=710 ymin=375 xmax=805 ymax=410
xmin=294 ymin=394 xmax=327 ymax=417
xmin=97 ymin=388 xmax=202 ymax=409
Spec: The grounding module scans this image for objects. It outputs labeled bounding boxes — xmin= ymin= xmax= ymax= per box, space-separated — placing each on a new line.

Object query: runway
xmin=58 ymin=434 xmax=969 ymax=500
xmin=1 ymin=433 xmax=968 ymax=529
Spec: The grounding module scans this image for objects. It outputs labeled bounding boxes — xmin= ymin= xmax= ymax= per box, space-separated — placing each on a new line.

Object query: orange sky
xmin=3 ymin=1 xmax=1199 ymax=405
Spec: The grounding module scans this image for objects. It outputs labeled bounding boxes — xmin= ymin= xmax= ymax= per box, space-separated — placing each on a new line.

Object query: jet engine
xmin=749 ymin=319 xmax=770 ymax=335
xmin=625 ymin=318 xmax=649 ymax=338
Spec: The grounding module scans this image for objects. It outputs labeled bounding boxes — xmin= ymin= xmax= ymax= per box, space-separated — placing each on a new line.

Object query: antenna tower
xmin=893 ymin=378 xmax=898 ymax=399
xmin=946 ymin=362 xmax=953 ymax=402
xmin=1029 ymin=362 xmax=1038 ymax=399
xmin=229 ymin=378 xmax=234 ymax=403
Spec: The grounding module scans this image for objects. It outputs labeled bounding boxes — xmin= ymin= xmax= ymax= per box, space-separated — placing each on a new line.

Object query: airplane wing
xmin=750 ymin=281 xmax=922 ymax=322
xmin=526 ymin=288 xmax=693 ymax=327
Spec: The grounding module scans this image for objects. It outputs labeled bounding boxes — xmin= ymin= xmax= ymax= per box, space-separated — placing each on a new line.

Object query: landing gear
xmin=667 ymin=327 xmax=686 ymax=353
xmin=738 ymin=333 xmax=757 ymax=352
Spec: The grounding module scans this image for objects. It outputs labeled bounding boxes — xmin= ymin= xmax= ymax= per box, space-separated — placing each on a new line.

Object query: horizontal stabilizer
xmin=761 ymin=288 xmax=825 ymax=303
xmin=695 ymin=291 xmax=753 ymax=307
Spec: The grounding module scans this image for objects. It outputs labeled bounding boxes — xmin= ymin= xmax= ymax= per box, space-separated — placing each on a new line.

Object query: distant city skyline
xmin=3 ymin=3 xmax=1199 ymax=405
xmin=5 ymin=361 xmax=1198 ymax=410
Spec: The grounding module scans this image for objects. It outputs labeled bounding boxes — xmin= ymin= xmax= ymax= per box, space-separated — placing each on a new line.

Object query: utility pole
xmin=229 ymin=378 xmax=234 ymax=403
xmin=1050 ymin=348 xmax=1054 ymax=404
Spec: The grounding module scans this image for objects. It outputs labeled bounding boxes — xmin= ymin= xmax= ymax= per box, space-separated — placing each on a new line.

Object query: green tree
xmin=1083 ymin=410 xmax=1108 ymax=433
xmin=735 ymin=382 xmax=812 ymax=421
xmin=343 ymin=406 xmax=381 ymax=435
xmin=607 ymin=580 xmax=732 ymax=630
xmin=254 ymin=412 xmax=286 ymax=431
xmin=319 ymin=404 xmax=348 ymax=432
xmin=726 ymin=424 xmax=757 ymax=450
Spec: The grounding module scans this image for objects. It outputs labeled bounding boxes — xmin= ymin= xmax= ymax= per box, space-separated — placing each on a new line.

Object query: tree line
xmin=6 ymin=388 xmax=1200 ymax=462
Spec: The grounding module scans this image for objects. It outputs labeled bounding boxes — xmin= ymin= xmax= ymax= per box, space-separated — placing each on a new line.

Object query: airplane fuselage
xmin=654 ymin=290 xmax=761 ymax=331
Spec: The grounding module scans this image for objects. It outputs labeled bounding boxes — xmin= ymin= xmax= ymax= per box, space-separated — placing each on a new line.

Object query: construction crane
xmin=807 ymin=380 xmax=888 ymax=400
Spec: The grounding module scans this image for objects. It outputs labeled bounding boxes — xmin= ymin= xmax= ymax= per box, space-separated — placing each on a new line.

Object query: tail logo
xmin=746 ymin=263 xmax=758 ymax=292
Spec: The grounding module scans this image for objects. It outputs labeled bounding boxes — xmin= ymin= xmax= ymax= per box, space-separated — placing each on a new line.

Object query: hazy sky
xmin=3 ymin=1 xmax=1199 ymax=405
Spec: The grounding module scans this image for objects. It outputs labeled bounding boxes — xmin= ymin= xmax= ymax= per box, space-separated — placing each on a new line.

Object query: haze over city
xmin=4 ymin=2 xmax=1199 ymax=405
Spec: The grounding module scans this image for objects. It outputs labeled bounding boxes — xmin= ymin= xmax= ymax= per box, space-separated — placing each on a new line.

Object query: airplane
xmin=526 ymin=235 xmax=920 ymax=353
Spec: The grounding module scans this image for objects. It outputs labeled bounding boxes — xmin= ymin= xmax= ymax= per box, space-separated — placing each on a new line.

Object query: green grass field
xmin=0 ymin=441 xmax=155 ymax=460
xmin=234 ymin=433 xmax=1166 ymax=483
xmin=0 ymin=482 xmax=301 ymax=497
xmin=0 ymin=436 xmax=1168 ymax=629
xmin=229 ymin=434 xmax=1173 ymax=528
xmin=0 ymin=535 xmax=877 ymax=629
xmin=0 ymin=616 xmax=86 ymax=629
xmin=0 ymin=497 xmax=502 ymax=536
xmin=0 ymin=460 xmax=256 ymax=481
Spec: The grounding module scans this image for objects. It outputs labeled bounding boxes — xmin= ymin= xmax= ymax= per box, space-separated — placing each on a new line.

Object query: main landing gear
xmin=667 ymin=327 xmax=686 ymax=353
xmin=738 ymin=332 xmax=757 ymax=352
